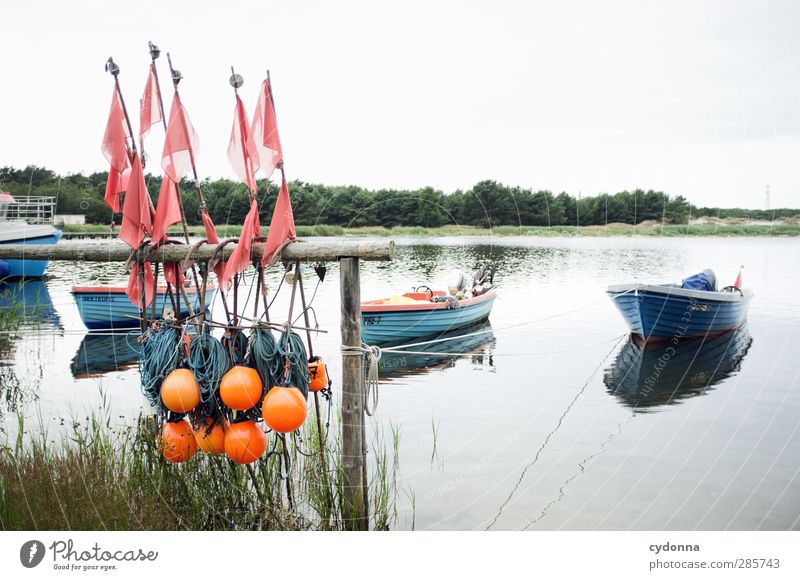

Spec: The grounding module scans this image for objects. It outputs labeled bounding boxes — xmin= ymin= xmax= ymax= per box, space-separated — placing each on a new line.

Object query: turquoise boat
xmin=361 ymin=289 xmax=496 ymax=344
xmin=71 ymin=284 xmax=216 ymax=330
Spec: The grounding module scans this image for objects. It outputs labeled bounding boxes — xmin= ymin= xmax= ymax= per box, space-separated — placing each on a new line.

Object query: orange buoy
xmin=223 ymin=420 xmax=267 ymax=464
xmin=161 ymin=368 xmax=201 ymax=413
xmin=308 ymin=357 xmax=329 ymax=392
xmin=194 ymin=418 xmax=225 ymax=455
xmin=160 ymin=420 xmax=197 ymax=463
xmin=220 ymin=366 xmax=263 ymax=411
xmin=261 ymin=386 xmax=307 ymax=433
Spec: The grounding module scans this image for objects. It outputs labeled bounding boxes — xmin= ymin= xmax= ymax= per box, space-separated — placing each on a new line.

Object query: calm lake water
xmin=1 ymin=236 xmax=799 ymax=530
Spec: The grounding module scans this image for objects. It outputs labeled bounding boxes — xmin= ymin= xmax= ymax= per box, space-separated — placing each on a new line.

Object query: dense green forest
xmin=1 ymin=165 xmax=797 ymax=228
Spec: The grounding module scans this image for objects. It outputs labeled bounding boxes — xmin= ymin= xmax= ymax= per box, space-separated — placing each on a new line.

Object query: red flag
xmin=221 ymin=199 xmax=261 ymax=292
xmin=201 ymin=209 xmax=225 ymax=283
xmin=119 ymin=153 xmax=152 ymax=248
xmin=139 ymin=66 xmax=162 ymax=142
xmin=228 ymin=94 xmax=261 ymax=195
xmin=163 ymin=262 xmax=184 ymax=289
xmin=251 ymin=79 xmax=283 ymax=178
xmin=162 ymin=93 xmax=200 ymax=184
xmin=151 ymin=178 xmax=181 ymax=244
xmin=127 ymin=262 xmax=155 ymax=308
xmin=101 ymin=87 xmax=131 ymax=212
xmin=734 ymin=270 xmax=742 ymax=289
xmin=261 ymin=178 xmax=296 ymax=267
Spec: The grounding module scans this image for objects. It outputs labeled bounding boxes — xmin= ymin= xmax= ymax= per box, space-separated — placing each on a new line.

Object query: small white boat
xmin=0 ymin=193 xmax=62 ymax=278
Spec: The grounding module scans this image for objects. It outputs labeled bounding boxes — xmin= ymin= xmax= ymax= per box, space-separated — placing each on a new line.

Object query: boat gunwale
xmin=606 ymin=283 xmax=753 ymax=304
xmin=71 ymin=283 xmax=217 ymax=295
xmin=361 ymin=289 xmax=496 ymax=313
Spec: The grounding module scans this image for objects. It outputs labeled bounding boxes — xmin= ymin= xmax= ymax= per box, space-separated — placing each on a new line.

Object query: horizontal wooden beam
xmin=0 ymin=238 xmax=395 ymax=263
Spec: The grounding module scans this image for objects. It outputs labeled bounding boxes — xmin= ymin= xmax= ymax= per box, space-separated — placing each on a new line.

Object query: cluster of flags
xmin=100 ymin=65 xmax=296 ymax=308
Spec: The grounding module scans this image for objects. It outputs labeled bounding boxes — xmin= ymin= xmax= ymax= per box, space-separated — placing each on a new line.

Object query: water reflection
xmin=0 ymin=280 xmax=61 ymax=329
xmin=604 ymin=327 xmax=753 ymax=411
xmin=70 ymin=333 xmax=141 ymax=379
xmin=378 ymin=321 xmax=495 ymax=379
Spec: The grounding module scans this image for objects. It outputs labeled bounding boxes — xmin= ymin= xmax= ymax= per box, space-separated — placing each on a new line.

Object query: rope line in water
xmin=382 ymin=333 xmax=627 ymax=358
xmin=484 ymin=334 xmax=626 ymax=530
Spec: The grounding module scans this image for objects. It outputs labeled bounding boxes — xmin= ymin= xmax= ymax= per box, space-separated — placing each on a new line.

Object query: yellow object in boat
xmin=387 ymin=295 xmax=423 ymax=305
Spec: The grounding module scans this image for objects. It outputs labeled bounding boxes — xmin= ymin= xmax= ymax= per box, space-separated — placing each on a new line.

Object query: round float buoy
xmin=308 ymin=357 xmax=329 ymax=393
xmin=194 ymin=418 xmax=225 ymax=455
xmin=261 ymin=386 xmax=307 ymax=433
xmin=160 ymin=420 xmax=197 ymax=463
xmin=160 ymin=368 xmax=201 ymax=413
xmin=220 ymin=366 xmax=263 ymax=411
xmin=223 ymin=420 xmax=267 ymax=464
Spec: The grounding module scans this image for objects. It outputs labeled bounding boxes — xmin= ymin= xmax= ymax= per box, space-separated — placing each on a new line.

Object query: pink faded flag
xmin=151 ymin=178 xmax=181 ymax=244
xmin=227 ymin=94 xmax=260 ymax=195
xmin=251 ymin=79 xmax=283 ymax=178
xmin=261 ymin=178 xmax=296 ymax=267
xmin=220 ymin=199 xmax=261 ymax=292
xmin=201 ymin=210 xmax=225 ymax=283
xmin=101 ymin=87 xmax=131 ymax=212
xmin=127 ymin=262 xmax=155 ymax=308
xmin=119 ymin=153 xmax=152 ymax=249
xmin=162 ymin=93 xmax=200 ymax=185
xmin=139 ymin=66 xmax=162 ymax=141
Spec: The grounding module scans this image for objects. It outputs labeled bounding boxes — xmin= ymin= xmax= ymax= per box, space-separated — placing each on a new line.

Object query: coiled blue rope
xmin=278 ymin=330 xmax=310 ymax=398
xmin=139 ymin=326 xmax=181 ymax=408
xmin=222 ymin=329 xmax=249 ymax=365
xmin=188 ymin=332 xmax=230 ymax=404
xmin=250 ymin=327 xmax=281 ymax=392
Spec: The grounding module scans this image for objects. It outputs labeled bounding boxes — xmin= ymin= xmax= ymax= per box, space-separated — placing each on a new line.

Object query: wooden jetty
xmin=0 ymin=237 xmax=395 ymax=530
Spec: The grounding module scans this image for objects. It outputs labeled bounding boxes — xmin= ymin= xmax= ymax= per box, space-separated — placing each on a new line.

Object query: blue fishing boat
xmin=0 ymin=193 xmax=62 ymax=279
xmin=607 ymin=269 xmax=752 ymax=343
xmin=361 ymin=264 xmax=497 ymax=344
xmin=71 ymin=284 xmax=216 ymax=330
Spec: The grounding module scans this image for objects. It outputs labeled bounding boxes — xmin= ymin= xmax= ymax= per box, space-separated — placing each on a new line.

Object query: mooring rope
xmin=341 ymin=344 xmax=381 ymax=416
xmin=484 ymin=333 xmax=626 ymax=530
xmin=249 ymin=326 xmax=281 ymax=391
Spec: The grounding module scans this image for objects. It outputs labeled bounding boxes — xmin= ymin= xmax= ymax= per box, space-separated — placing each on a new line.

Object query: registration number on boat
xmin=689 ymin=303 xmax=710 ymax=312
xmin=363 ymin=316 xmax=382 ymax=325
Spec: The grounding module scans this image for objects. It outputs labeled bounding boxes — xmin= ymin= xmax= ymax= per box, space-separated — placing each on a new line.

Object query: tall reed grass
xmin=0 ymin=395 xmax=402 ymax=530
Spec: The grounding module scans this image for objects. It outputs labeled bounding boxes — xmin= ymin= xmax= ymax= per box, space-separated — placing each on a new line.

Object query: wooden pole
xmin=0 ymin=239 xmax=395 ymax=263
xmin=339 ymin=257 xmax=367 ymax=530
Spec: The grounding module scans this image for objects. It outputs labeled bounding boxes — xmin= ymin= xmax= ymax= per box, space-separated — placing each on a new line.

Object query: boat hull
xmin=0 ymin=228 xmax=62 ymax=279
xmin=72 ymin=286 xmax=217 ymax=330
xmin=361 ymin=291 xmax=496 ymax=344
xmin=607 ymin=283 xmax=752 ymax=342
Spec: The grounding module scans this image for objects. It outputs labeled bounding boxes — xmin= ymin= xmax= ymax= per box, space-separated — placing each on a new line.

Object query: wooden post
xmin=339 ymin=257 xmax=367 ymax=530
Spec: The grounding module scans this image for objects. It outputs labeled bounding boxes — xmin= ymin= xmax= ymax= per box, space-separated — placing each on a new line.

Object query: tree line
xmin=1 ymin=165 xmax=796 ymax=228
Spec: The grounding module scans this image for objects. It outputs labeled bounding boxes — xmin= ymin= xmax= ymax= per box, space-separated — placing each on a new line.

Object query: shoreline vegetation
xmin=0 ymin=403 xmax=403 ymax=531
xmin=63 ymin=221 xmax=800 ymax=237
xmin=3 ymin=166 xmax=798 ymax=236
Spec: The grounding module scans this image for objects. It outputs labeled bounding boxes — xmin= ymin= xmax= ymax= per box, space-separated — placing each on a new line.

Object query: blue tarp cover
xmin=681 ymin=271 xmax=716 ymax=291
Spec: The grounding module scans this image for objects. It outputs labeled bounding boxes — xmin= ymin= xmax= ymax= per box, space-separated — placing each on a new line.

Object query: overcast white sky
xmin=1 ymin=0 xmax=799 ymax=208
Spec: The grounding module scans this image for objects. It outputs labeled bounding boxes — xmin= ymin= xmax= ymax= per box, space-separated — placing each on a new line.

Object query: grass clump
xmin=0 ymin=400 xmax=402 ymax=531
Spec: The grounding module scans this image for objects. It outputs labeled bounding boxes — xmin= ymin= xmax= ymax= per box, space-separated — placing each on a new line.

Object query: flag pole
xmin=105 ymin=57 xmax=148 ymax=333
xmin=148 ymin=42 xmax=203 ymax=313
xmin=165 ymin=51 xmax=232 ymax=323
xmin=263 ymin=70 xmax=329 ymax=493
